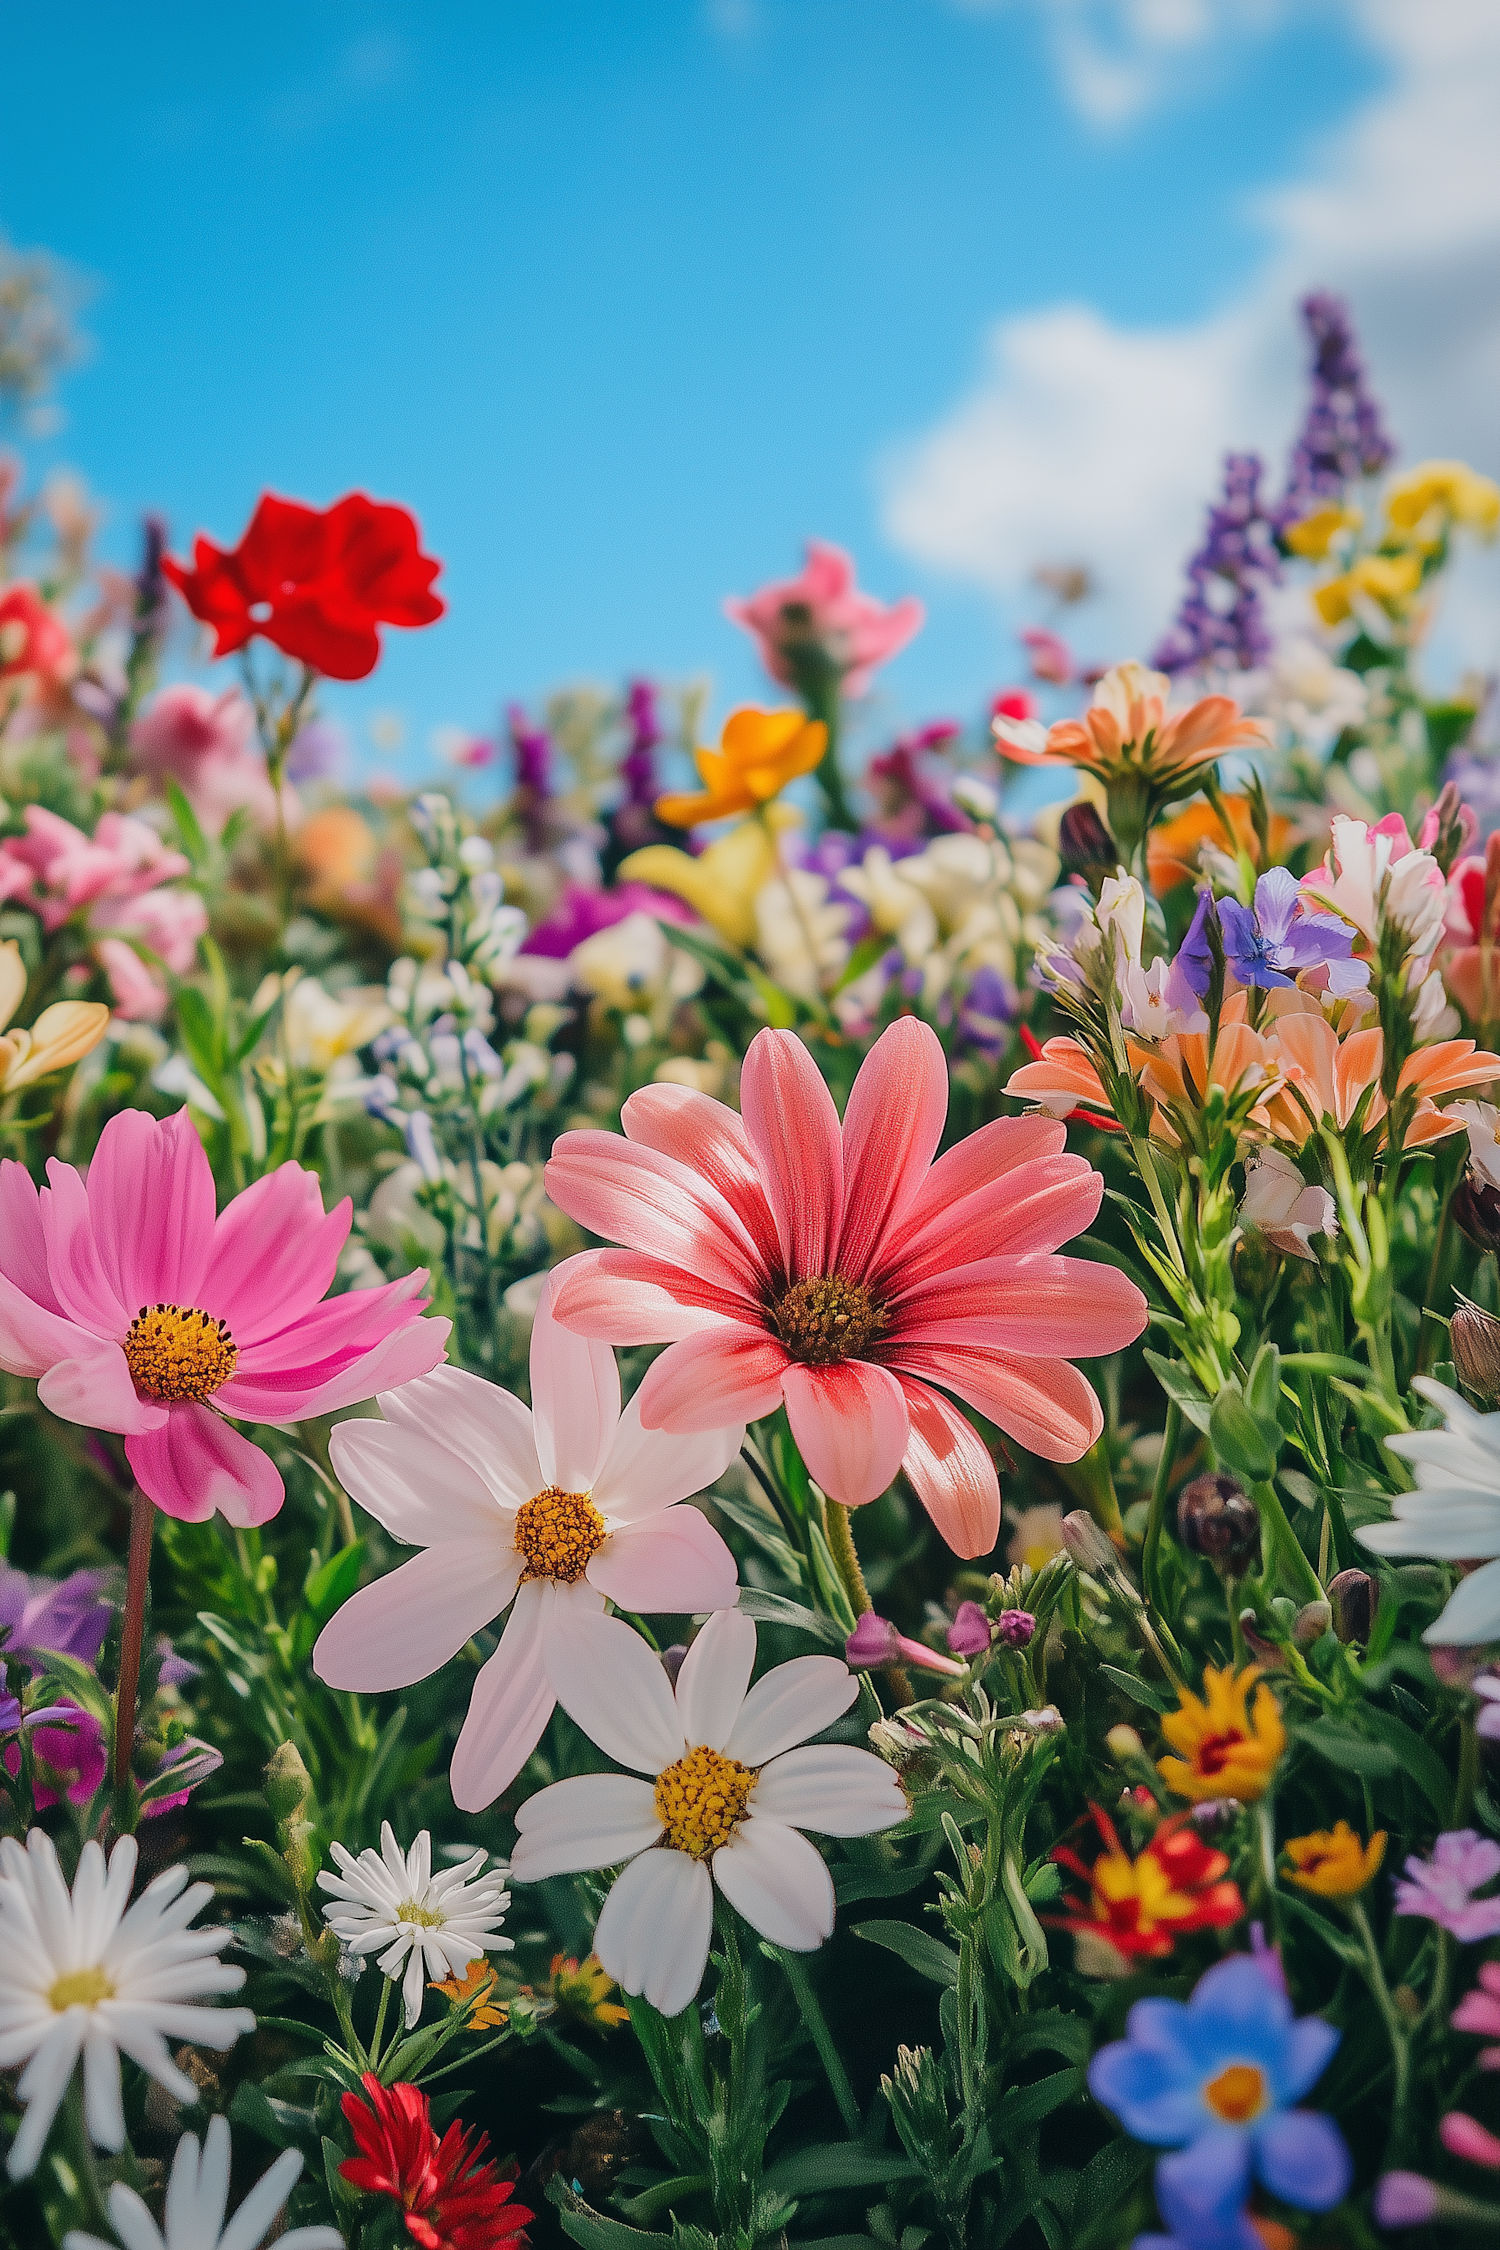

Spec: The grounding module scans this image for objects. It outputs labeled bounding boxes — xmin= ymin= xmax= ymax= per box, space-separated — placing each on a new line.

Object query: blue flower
xmin=1089 ymin=1954 xmax=1351 ymax=2214
xmin=1135 ymin=2140 xmax=1271 ymax=2250
xmin=1218 ymin=868 xmax=1367 ymax=996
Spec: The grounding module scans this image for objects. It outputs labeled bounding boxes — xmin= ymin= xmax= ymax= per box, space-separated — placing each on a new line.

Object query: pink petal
xmin=313 ymin=1541 xmax=516 ymax=1691
xmin=38 ymin=1343 xmax=169 ymax=1436
xmin=598 ymin=1391 xmax=744 ymax=1524
xmin=712 ymin=1817 xmax=834 ymax=1950
xmin=674 ymin=1608 xmax=756 ymax=1750
xmin=544 ymin=1131 xmax=768 ymax=1296
xmin=0 ymin=1273 xmax=98 ymax=1383
xmin=218 ymin=1280 xmax=447 ymax=1419
xmin=738 ymin=1029 xmax=842 ymax=1282
xmin=836 ymin=1018 xmax=948 ymax=1283
xmin=889 ymin=1254 xmax=1147 ymax=1357
xmin=0 ymin=1159 xmax=63 ymax=1313
xmin=374 ymin=1363 xmax=542 ymax=1510
xmin=327 ymin=1418 xmax=519 ymax=1544
xmin=897 ymin=1378 xmax=1000 ymax=1557
xmin=548 ymin=1248 xmax=755 ymax=1344
xmin=894 ymin=1115 xmax=1067 ymax=1244
xmin=202 ymin=1164 xmax=351 ymax=1343
xmin=621 ymin=1083 xmax=782 ymax=1272
xmin=40 ymin=1161 xmax=128 ymax=1336
xmin=124 ymin=1402 xmax=284 ymax=1525
xmin=725 ymin=1651 xmax=856 ymax=1764
xmin=449 ymin=1578 xmax=563 ymax=1812
xmin=85 ymin=1108 xmax=216 ymax=1316
xmin=886 ymin=1343 xmax=1103 ymax=1462
xmin=530 ymin=1267 xmax=621 ymax=1491
xmin=882 ymin=1154 xmax=1104 ymax=1292
xmin=588 ymin=1506 xmax=739 ymax=1614
xmin=636 ymin=1329 xmax=790 ymax=1434
xmin=781 ymin=1360 xmax=909 ymax=1508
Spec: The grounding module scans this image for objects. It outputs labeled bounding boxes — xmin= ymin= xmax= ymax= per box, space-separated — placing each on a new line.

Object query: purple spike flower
xmin=1153 ymin=454 xmax=1281 ymax=677
xmin=1275 ymin=291 xmax=1395 ymax=531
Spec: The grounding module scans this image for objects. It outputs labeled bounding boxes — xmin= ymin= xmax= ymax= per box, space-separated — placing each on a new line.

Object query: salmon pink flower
xmin=0 ymin=1109 xmax=447 ymax=1526
xmin=725 ymin=537 xmax=923 ymax=699
xmin=544 ymin=1017 xmax=1146 ymax=1557
xmin=164 ymin=491 xmax=445 ymax=682
xmin=0 ymin=583 xmax=76 ymax=689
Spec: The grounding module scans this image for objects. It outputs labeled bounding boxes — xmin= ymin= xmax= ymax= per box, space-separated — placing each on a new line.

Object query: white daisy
xmin=510 ymin=1607 xmax=909 ymax=2017
xmin=313 ymin=1264 xmax=743 ymax=1812
xmin=62 ymin=2113 xmax=342 ymax=2250
xmin=1362 ymin=1376 xmax=1500 ymax=1644
xmin=317 ymin=1824 xmax=511 ymax=2028
xmin=0 ymin=1829 xmax=253 ymax=2181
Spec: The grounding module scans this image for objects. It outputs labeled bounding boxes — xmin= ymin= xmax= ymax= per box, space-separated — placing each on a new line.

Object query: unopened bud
xmin=1058 ymin=801 xmax=1118 ymax=881
xmin=1453 ymin=1175 xmax=1500 ymax=1257
xmin=282 ymin=1816 xmax=320 ymax=1895
xmin=660 ymin=1643 xmax=688 ymax=1688
xmin=1450 ymin=1299 xmax=1500 ymax=1404
xmin=1239 ymin=1611 xmax=1285 ymax=1669
xmin=263 ymin=1741 xmax=312 ymax=1826
xmin=1327 ymin=1569 xmax=1376 ymax=1644
xmin=1061 ymin=1510 xmax=1118 ymax=1575
xmin=1105 ymin=1723 xmax=1144 ymax=1764
xmin=846 ymin=1613 xmax=903 ymax=1668
xmin=1177 ymin=1472 xmax=1261 ymax=1574
xmin=1293 ymin=1599 xmax=1332 ymax=1646
xmin=1015 ymin=1704 xmax=1064 ymax=1735
xmin=1190 ymin=1798 xmax=1240 ymax=1838
xmin=994 ymin=1609 xmax=1037 ymax=1650
xmin=867 ymin=1715 xmax=930 ymax=1771
xmin=946 ymin=1600 xmax=992 ymax=1656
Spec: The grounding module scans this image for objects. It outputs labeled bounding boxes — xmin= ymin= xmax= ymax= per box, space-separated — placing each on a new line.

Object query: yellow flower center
xmin=1203 ymin=2063 xmax=1267 ymax=2124
xmin=654 ymin=1744 xmax=756 ymax=1859
xmin=49 ymin=1966 xmax=115 ymax=2011
xmin=514 ymin=1487 xmax=607 ymax=1583
xmin=123 ymin=1304 xmax=238 ymax=1402
xmin=395 ymin=1900 xmax=445 ymax=1928
xmin=772 ymin=1276 xmax=889 ymax=1366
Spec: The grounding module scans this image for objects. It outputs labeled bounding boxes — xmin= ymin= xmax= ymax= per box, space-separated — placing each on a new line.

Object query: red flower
xmin=0 ymin=584 xmax=76 ymax=687
xmin=340 ymin=2075 xmax=532 ymax=2250
xmin=1049 ymin=1804 xmax=1244 ymax=1961
xmin=164 ymin=491 xmax=444 ymax=680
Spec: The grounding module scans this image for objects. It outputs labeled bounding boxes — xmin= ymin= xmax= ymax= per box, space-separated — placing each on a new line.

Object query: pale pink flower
xmin=544 ymin=1017 xmax=1146 ymax=1557
xmin=1440 ymin=2111 xmax=1500 ymax=2169
xmin=314 ymin=1269 xmax=741 ymax=1811
xmin=725 ymin=538 xmax=924 ymax=698
xmin=0 ymin=1109 xmax=447 ymax=1526
xmin=130 ymin=683 xmax=286 ymax=835
xmin=0 ymin=807 xmax=189 ymax=932
xmin=1452 ymin=1959 xmax=1500 ymax=2067
xmin=1392 ymin=1829 xmax=1500 ymax=1942
xmin=1300 ymin=812 xmax=1445 ymax=956
xmin=94 ymin=888 xmax=210 ymax=1020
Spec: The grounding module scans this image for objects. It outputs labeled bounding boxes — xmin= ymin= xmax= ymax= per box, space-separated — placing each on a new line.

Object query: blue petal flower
xmin=1255 ymin=2109 xmax=1352 ymax=2211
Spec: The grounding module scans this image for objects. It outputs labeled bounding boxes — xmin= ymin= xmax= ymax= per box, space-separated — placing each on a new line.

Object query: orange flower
xmin=655 ymin=706 xmax=826 ymax=827
xmin=994 ymin=661 xmax=1270 ymax=793
xmin=1258 ymin=1007 xmax=1385 ymax=1146
xmin=1050 ymin=1804 xmax=1244 ymax=1960
xmin=430 ymin=1956 xmax=509 ymax=2030
xmin=1158 ymin=1665 xmax=1286 ymax=1804
xmin=1003 ymin=1034 xmax=1114 ymax=1121
xmin=1283 ymin=1822 xmax=1387 ymax=1899
xmin=1130 ymin=1022 xmax=1278 ymax=1120
xmin=1147 ymin=794 xmax=1294 ymax=896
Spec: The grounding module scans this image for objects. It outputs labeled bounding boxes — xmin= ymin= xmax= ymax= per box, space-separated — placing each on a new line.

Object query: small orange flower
xmin=1147 ymin=794 xmax=1293 ymax=896
xmin=1158 ymin=1665 xmax=1286 ymax=1805
xmin=430 ymin=1956 xmax=509 ymax=2030
xmin=655 ymin=706 xmax=827 ymax=827
xmin=994 ymin=660 xmax=1269 ymax=794
xmin=1283 ymin=1822 xmax=1387 ymax=1899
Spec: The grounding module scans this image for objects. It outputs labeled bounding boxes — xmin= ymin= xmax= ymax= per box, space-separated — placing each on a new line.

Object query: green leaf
xmin=1357 ymin=1704 xmax=1452 ymax=1818
xmin=1098 ymin=1664 xmax=1169 ymax=1714
xmin=853 ymin=1920 xmax=959 ymax=1988
xmin=1070 ymin=2137 xmax=1153 ymax=2235
xmin=1005 ymin=2011 xmax=1092 ymax=2067
xmin=228 ymin=2079 xmax=308 ymax=2150
xmin=549 ymin=2181 xmax=675 ymax=2249
xmin=832 ymin=932 xmax=893 ymax=994
xmin=1209 ymin=1388 xmax=1277 ymax=1482
xmin=1277 ymin=1887 xmax=1370 ymax=1969
xmin=302 ymin=1540 xmax=365 ymax=1625
xmin=732 ymin=1588 xmax=846 ymax=1646
xmin=993 ymin=2069 xmax=1082 ymax=2143
xmin=762 ymin=2146 xmax=919 ymax=2195
xmin=1143 ymin=1351 xmax=1214 ymax=1436
xmin=165 ymin=778 xmax=209 ymax=868
xmin=174 ymin=982 xmax=225 ymax=1085
xmin=1293 ymin=1718 xmax=1398 ymax=1780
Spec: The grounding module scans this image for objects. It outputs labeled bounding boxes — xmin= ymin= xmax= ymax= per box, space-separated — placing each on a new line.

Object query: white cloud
xmin=885 ymin=0 xmax=1500 ymax=674
xmin=945 ymin=1 xmax=1284 ymax=127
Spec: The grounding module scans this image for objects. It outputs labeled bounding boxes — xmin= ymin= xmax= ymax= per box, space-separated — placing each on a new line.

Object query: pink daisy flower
xmin=543 ymin=1017 xmax=1146 ymax=1557
xmin=0 ymin=1109 xmax=447 ymax=1526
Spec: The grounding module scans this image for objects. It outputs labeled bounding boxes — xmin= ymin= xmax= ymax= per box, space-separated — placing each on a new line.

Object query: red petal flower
xmin=340 ymin=2074 xmax=442 ymax=2209
xmin=0 ymin=584 xmax=76 ymax=686
xmin=339 ymin=2076 xmax=532 ymax=2249
xmin=164 ymin=490 xmax=444 ymax=681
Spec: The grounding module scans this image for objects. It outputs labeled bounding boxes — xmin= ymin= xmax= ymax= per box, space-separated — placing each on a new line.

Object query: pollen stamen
xmin=514 ymin=1486 xmax=607 ymax=1583
xmin=123 ymin=1304 xmax=238 ymax=1403
xmin=654 ymin=1744 xmax=755 ymax=1859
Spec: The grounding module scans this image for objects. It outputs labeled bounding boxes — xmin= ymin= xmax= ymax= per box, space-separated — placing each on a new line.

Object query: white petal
xmin=712 ymin=1818 xmax=835 ymax=1950
xmin=511 ymin=1775 xmax=663 ymax=1878
xmin=1425 ymin=1556 xmax=1500 ymax=1645
xmin=545 ymin=1607 xmax=685 ymax=1773
xmin=724 ymin=1653 xmax=856 ymax=1765
xmin=376 ymin=1361 xmax=543 ymax=1508
xmin=82 ymin=2024 xmax=125 ymax=2151
xmin=328 ymin=1419 xmax=511 ymax=1545
xmin=185 ymin=2117 xmax=230 ymax=2241
xmin=593 ymin=1848 xmax=713 ymax=2016
xmin=597 ymin=1391 xmax=745 ymax=1525
xmin=750 ymin=1745 xmax=909 ymax=1836
xmin=218 ymin=2148 xmax=304 ymax=2250
xmin=674 ymin=1607 xmax=756 ymax=1751
xmin=588 ymin=1507 xmax=739 ymax=1617
xmin=314 ymin=1540 xmax=519 ymax=1691
xmin=9 ymin=2016 xmax=82 ymax=2177
xmin=100 ymin=2188 xmax=165 ymax=2250
xmin=401 ymin=1945 xmax=426 ymax=2029
xmin=449 ymin=1579 xmax=559 ymax=1813
xmin=530 ymin=1272 xmax=623 ymax=1492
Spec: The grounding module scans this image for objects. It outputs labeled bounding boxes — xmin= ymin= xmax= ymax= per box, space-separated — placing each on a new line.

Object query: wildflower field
xmin=3 ymin=290 xmax=1500 ymax=2250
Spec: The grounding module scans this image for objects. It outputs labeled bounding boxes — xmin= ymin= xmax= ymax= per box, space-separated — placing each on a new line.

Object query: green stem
xmin=1142 ymin=1400 xmax=1182 ymax=1618
xmin=111 ymin=1488 xmax=155 ymax=1807
xmin=368 ymin=1970 xmax=392 ymax=2067
xmin=1250 ymin=1477 xmax=1325 ymax=1605
xmin=60 ymin=2076 xmax=112 ymax=2235
xmin=824 ymin=1500 xmax=912 ymax=1704
xmin=1349 ymin=1898 xmax=1412 ymax=2145
xmin=771 ymin=1947 xmax=860 ymax=2136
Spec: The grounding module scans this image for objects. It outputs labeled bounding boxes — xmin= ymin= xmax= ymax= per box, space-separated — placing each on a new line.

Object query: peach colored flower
xmin=993 ymin=660 xmax=1269 ymax=791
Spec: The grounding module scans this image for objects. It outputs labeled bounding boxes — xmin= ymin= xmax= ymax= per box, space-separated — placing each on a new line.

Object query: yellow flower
xmin=1283 ymin=1822 xmax=1387 ymax=1899
xmin=550 ymin=1952 xmax=629 ymax=2030
xmin=620 ymin=803 xmax=801 ymax=949
xmin=1283 ymin=504 xmax=1360 ymax=561
xmin=1385 ymin=459 xmax=1500 ymax=548
xmin=0 ymin=940 xmax=109 ymax=1094
xmin=1312 ymin=550 xmax=1423 ymax=626
xmin=430 ymin=1955 xmax=509 ymax=2030
xmin=655 ymin=705 xmax=827 ymax=828
xmin=1157 ymin=1664 xmax=1286 ymax=1805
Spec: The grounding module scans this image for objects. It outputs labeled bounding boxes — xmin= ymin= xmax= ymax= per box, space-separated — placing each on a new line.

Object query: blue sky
xmin=0 ymin=2 xmax=1400 ymax=778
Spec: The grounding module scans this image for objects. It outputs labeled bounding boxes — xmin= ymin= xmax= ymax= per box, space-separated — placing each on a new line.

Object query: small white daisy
xmin=62 ymin=2113 xmax=342 ymax=2250
xmin=317 ymin=1824 xmax=512 ymax=2028
xmin=0 ymin=1829 xmax=254 ymax=2180
xmin=511 ymin=1606 xmax=910 ymax=2017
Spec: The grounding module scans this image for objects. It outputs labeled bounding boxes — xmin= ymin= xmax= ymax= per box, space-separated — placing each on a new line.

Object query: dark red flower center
xmin=1194 ymin=1729 xmax=1247 ymax=1778
xmin=772 ymin=1275 xmax=889 ymax=1365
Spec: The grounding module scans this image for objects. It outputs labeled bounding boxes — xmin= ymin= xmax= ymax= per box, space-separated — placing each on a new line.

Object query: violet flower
xmin=1392 ymin=1829 xmax=1500 ymax=1941
xmin=956 ymin=964 xmax=1018 ymax=1058
xmin=1171 ymin=888 xmax=1218 ymax=1001
xmin=508 ymin=702 xmax=555 ymax=852
xmin=845 ymin=1613 xmax=966 ymax=1677
xmin=946 ymin=1601 xmax=992 ymax=1656
xmin=1274 ymin=291 xmax=1395 ymax=531
xmin=1217 ymin=867 xmax=1369 ymax=995
xmin=1153 ymin=453 xmax=1281 ymax=678
xmin=0 ymin=1561 xmax=113 ymax=1673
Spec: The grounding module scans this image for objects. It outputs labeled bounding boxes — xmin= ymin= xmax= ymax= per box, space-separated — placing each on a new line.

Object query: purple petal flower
xmin=947 ymin=1601 xmax=993 ymax=1656
xmin=0 ymin=1562 xmax=114 ymax=1673
xmin=1154 ymin=454 xmax=1280 ymax=677
xmin=1374 ymin=2172 xmax=1441 ymax=2228
xmin=1176 ymin=889 xmax=1217 ymax=999
xmin=1393 ymin=1829 xmax=1500 ymax=1941
xmin=1275 ymin=292 xmax=1395 ymax=531
xmin=994 ymin=1609 xmax=1036 ymax=1650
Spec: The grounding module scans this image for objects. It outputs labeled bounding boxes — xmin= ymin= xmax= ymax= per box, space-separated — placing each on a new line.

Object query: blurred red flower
xmin=164 ymin=491 xmax=444 ymax=680
xmin=340 ymin=2073 xmax=532 ymax=2249
xmin=0 ymin=584 xmax=76 ymax=687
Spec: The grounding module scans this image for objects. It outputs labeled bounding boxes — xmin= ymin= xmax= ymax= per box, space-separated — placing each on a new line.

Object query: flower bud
xmin=946 ymin=1600 xmax=992 ymax=1656
xmin=1016 ymin=1704 xmax=1064 ymax=1734
xmin=263 ymin=1741 xmax=312 ymax=1827
xmin=1239 ymin=1610 xmax=1285 ymax=1669
xmin=1105 ymin=1723 xmax=1144 ymax=1764
xmin=1451 ymin=1299 xmax=1500 ymax=1404
xmin=846 ymin=1614 xmax=902 ymax=1668
xmin=1327 ymin=1568 xmax=1376 ymax=1644
xmin=868 ymin=1715 xmax=929 ymax=1769
xmin=1190 ymin=1799 xmax=1240 ymax=1839
xmin=1373 ymin=2173 xmax=1440 ymax=2229
xmin=1293 ymin=1599 xmax=1332 ymax=1646
xmin=1058 ymin=802 xmax=1119 ymax=884
xmin=1176 ymin=1472 xmax=1262 ymax=1574
xmin=1061 ymin=1510 xmax=1118 ymax=1575
xmin=1453 ymin=1174 xmax=1500 ymax=1256
xmin=994 ymin=1609 xmax=1037 ymax=1650
xmin=660 ymin=1643 xmax=688 ymax=1688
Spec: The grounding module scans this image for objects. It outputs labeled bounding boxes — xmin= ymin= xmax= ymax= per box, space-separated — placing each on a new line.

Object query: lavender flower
xmin=1217 ymin=867 xmax=1369 ymax=994
xmin=1392 ymin=1829 xmax=1500 ymax=1942
xmin=508 ymin=702 xmax=554 ymax=852
xmin=0 ymin=1562 xmax=113 ymax=1674
xmin=1275 ymin=291 xmax=1395 ymax=531
xmin=957 ymin=964 xmax=1018 ymax=1057
xmin=1153 ymin=454 xmax=1281 ymax=677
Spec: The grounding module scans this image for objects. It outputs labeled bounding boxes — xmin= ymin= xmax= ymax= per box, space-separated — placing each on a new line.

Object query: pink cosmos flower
xmin=543 ymin=1017 xmax=1146 ymax=1558
xmin=1452 ymin=1959 xmax=1500 ymax=2067
xmin=1393 ymin=1829 xmax=1500 ymax=1942
xmin=0 ymin=1109 xmax=447 ymax=1526
xmin=725 ymin=538 xmax=924 ymax=698
xmin=314 ymin=1268 xmax=741 ymax=1811
xmin=130 ymin=683 xmax=286 ymax=835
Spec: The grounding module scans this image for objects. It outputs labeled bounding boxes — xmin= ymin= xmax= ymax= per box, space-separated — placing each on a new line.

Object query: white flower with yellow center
xmin=62 ymin=2114 xmax=342 ymax=2250
xmin=510 ymin=1607 xmax=909 ymax=2017
xmin=317 ymin=1824 xmax=511 ymax=2029
xmin=314 ymin=1265 xmax=742 ymax=1813
xmin=0 ymin=1830 xmax=253 ymax=2180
